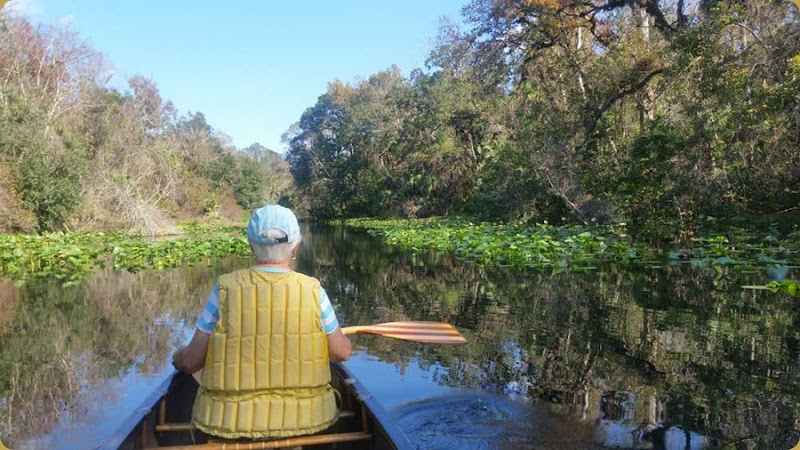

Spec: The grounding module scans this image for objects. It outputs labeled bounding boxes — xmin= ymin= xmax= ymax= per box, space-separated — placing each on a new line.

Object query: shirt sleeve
xmin=196 ymin=282 xmax=220 ymax=334
xmin=319 ymin=287 xmax=340 ymax=335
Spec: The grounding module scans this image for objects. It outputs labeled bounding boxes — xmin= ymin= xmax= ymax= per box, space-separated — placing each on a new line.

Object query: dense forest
xmin=0 ymin=14 xmax=294 ymax=234
xmin=287 ymin=0 xmax=800 ymax=240
xmin=1 ymin=0 xmax=798 ymax=240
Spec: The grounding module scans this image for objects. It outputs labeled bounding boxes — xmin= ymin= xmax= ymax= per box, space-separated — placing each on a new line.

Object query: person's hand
xmin=171 ymin=347 xmax=183 ymax=369
xmin=172 ymin=331 xmax=210 ymax=373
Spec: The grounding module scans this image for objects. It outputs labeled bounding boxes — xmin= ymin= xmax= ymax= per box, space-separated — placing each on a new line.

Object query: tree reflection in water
xmin=0 ymin=259 xmax=245 ymax=447
xmin=1 ymin=224 xmax=798 ymax=449
xmin=301 ymin=224 xmax=800 ymax=449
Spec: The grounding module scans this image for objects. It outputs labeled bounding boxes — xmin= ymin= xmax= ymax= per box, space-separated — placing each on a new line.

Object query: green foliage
xmin=14 ymin=146 xmax=87 ymax=232
xmin=0 ymin=225 xmax=251 ymax=284
xmin=232 ymin=161 xmax=267 ymax=210
xmin=470 ymin=138 xmax=570 ymax=223
xmin=287 ymin=65 xmax=500 ymax=219
xmin=2 ymin=1 xmax=798 ymax=241
xmin=346 ymin=218 xmax=800 ymax=272
xmin=205 ymin=147 xmax=237 ymax=188
xmin=178 ymin=222 xmax=244 ymax=235
xmin=0 ymin=17 xmax=296 ymax=233
xmin=742 ymin=280 xmax=800 ymax=297
xmin=346 ymin=217 xmax=651 ymax=270
xmin=285 ymin=0 xmax=799 ymax=243
xmin=0 ymin=99 xmax=89 ymax=231
xmin=611 ymin=124 xmax=691 ymax=238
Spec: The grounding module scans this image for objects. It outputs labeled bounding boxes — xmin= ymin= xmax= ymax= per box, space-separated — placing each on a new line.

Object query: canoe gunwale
xmin=330 ymin=363 xmax=414 ymax=450
xmin=100 ymin=370 xmax=177 ymax=450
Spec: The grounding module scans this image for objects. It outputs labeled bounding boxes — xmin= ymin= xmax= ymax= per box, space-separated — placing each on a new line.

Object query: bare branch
xmin=594 ymin=67 xmax=666 ymax=120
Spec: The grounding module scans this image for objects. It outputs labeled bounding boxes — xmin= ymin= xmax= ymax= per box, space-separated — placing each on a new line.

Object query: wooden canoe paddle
xmin=342 ymin=321 xmax=466 ymax=345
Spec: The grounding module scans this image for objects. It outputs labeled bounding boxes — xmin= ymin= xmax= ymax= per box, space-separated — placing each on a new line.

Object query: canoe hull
xmin=106 ymin=363 xmax=413 ymax=450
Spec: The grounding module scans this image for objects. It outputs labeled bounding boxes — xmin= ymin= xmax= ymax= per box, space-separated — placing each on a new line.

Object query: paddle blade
xmin=341 ymin=321 xmax=467 ymax=345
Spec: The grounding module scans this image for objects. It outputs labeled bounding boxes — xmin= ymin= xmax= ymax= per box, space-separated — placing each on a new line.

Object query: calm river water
xmin=1 ymin=225 xmax=799 ymax=449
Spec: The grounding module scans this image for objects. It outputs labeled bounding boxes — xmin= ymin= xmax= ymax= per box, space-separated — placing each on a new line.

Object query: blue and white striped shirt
xmin=196 ymin=268 xmax=340 ymax=335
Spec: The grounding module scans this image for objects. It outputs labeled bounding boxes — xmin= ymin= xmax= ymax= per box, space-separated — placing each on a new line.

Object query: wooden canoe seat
xmin=149 ymin=398 xmax=370 ymax=449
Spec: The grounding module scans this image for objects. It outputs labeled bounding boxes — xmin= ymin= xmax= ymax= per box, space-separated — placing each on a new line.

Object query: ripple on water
xmin=392 ymin=393 xmax=597 ymax=450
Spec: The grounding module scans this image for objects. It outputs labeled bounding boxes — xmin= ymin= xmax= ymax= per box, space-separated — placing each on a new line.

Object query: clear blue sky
xmin=10 ymin=0 xmax=466 ymax=152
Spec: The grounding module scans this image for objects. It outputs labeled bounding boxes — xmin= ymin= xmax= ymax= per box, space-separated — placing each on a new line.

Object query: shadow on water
xmin=2 ymin=223 xmax=800 ymax=448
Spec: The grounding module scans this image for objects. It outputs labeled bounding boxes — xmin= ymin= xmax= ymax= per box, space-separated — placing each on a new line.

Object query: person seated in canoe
xmin=171 ymin=204 xmax=352 ymax=440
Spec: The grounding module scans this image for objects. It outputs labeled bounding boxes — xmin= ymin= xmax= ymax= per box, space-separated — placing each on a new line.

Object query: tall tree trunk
xmin=576 ymin=27 xmax=588 ymax=100
xmin=639 ymin=8 xmax=656 ymax=124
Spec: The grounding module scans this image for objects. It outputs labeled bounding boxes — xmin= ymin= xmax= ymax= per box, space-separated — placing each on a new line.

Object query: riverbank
xmin=344 ymin=217 xmax=800 ymax=295
xmin=0 ymin=224 xmax=248 ymax=284
xmin=3 ymin=217 xmax=798 ymax=295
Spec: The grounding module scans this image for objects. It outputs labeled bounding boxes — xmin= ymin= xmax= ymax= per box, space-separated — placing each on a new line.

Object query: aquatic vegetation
xmin=178 ymin=222 xmax=245 ymax=235
xmin=344 ymin=218 xmax=800 ymax=275
xmin=345 ymin=218 xmax=652 ymax=270
xmin=3 ymin=217 xmax=797 ymax=290
xmin=742 ymin=280 xmax=800 ymax=297
xmin=0 ymin=226 xmax=251 ymax=284
xmin=667 ymin=231 xmax=799 ymax=268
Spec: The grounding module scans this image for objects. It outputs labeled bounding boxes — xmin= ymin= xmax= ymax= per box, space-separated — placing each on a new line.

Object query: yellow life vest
xmin=191 ymin=269 xmax=337 ymax=439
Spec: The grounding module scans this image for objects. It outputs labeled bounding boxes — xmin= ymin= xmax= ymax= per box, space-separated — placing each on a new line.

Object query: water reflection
xmin=299 ymin=224 xmax=800 ymax=449
xmin=0 ymin=258 xmax=248 ymax=448
xmin=1 ymin=224 xmax=799 ymax=449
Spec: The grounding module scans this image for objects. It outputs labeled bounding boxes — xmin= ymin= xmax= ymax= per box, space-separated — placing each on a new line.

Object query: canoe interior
xmin=107 ymin=364 xmax=414 ymax=450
